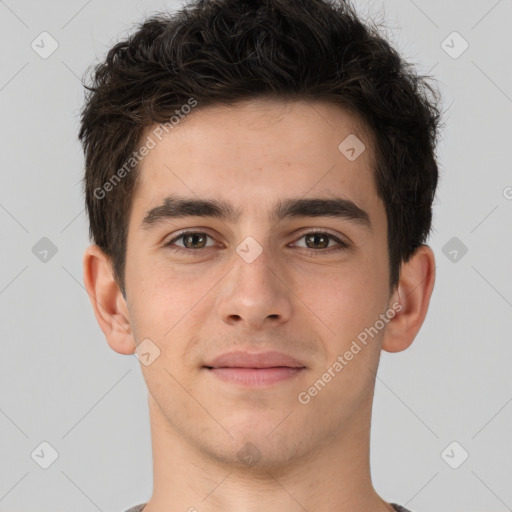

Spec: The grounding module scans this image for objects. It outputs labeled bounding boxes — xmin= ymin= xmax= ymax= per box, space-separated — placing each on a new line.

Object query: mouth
xmin=203 ymin=366 xmax=306 ymax=386
xmin=202 ymin=350 xmax=307 ymax=387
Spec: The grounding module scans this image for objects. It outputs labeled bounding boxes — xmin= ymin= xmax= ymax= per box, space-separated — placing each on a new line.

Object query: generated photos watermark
xmin=93 ymin=97 xmax=198 ymax=200
xmin=298 ymin=301 xmax=403 ymax=405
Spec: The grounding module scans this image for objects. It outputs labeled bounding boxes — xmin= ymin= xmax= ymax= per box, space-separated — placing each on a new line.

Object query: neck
xmin=142 ymin=390 xmax=393 ymax=512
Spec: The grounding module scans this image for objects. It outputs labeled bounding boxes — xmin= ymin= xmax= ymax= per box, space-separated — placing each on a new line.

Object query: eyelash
xmin=165 ymin=230 xmax=349 ymax=256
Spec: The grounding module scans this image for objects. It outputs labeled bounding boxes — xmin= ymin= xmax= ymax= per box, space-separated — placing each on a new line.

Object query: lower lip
xmin=206 ymin=367 xmax=305 ymax=386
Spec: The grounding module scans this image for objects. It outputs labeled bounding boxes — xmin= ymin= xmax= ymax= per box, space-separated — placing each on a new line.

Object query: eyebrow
xmin=141 ymin=194 xmax=372 ymax=231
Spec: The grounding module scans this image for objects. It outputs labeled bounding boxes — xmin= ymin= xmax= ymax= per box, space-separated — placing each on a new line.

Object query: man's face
xmin=124 ymin=99 xmax=393 ymax=466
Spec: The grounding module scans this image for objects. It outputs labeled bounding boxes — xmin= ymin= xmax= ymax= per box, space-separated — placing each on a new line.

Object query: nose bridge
xmin=233 ymin=233 xmax=282 ymax=296
xmin=217 ymin=233 xmax=293 ymax=328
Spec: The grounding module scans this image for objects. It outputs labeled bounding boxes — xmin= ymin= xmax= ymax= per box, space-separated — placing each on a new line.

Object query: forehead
xmin=132 ymin=98 xmax=382 ymax=224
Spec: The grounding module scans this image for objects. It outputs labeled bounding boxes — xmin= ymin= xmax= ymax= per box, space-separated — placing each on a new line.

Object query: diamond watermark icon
xmin=442 ymin=236 xmax=468 ymax=263
xmin=133 ymin=338 xmax=161 ymax=366
xmin=31 ymin=31 xmax=59 ymax=59
xmin=441 ymin=31 xmax=469 ymax=59
xmin=441 ymin=441 xmax=469 ymax=469
xmin=338 ymin=134 xmax=366 ymax=161
xmin=236 ymin=236 xmax=263 ymax=263
xmin=32 ymin=237 xmax=58 ymax=263
xmin=237 ymin=442 xmax=262 ymax=467
xmin=31 ymin=441 xmax=59 ymax=469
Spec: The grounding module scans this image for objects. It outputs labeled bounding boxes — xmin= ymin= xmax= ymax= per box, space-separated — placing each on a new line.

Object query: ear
xmin=382 ymin=244 xmax=436 ymax=353
xmin=82 ymin=244 xmax=135 ymax=355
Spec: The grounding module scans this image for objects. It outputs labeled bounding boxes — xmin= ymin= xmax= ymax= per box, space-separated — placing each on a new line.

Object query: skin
xmin=83 ymin=98 xmax=435 ymax=512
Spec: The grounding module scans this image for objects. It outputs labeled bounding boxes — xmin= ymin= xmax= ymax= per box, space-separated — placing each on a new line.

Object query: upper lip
xmin=204 ymin=350 xmax=306 ymax=369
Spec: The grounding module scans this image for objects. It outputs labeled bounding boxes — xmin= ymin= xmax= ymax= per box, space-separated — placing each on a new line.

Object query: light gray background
xmin=1 ymin=0 xmax=511 ymax=511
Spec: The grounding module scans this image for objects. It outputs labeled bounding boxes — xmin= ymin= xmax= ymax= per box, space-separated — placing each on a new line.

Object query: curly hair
xmin=79 ymin=0 xmax=442 ymax=297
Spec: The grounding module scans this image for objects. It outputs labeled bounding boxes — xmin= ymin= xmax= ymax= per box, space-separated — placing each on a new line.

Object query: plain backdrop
xmin=1 ymin=0 xmax=511 ymax=511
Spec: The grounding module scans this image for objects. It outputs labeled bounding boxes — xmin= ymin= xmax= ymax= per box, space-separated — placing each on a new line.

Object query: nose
xmin=215 ymin=240 xmax=293 ymax=331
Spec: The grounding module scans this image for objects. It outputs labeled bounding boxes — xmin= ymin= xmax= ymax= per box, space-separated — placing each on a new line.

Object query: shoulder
xmin=123 ymin=504 xmax=147 ymax=512
xmin=391 ymin=504 xmax=414 ymax=512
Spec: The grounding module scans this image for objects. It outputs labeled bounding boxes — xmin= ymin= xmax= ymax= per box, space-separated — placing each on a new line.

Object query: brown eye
xmin=166 ymin=231 xmax=216 ymax=255
xmin=293 ymin=231 xmax=348 ymax=252
xmin=181 ymin=232 xmax=208 ymax=249
xmin=304 ymin=233 xmax=331 ymax=249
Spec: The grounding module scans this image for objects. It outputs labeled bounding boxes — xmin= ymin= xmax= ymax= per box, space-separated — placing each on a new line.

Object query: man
xmin=79 ymin=0 xmax=441 ymax=510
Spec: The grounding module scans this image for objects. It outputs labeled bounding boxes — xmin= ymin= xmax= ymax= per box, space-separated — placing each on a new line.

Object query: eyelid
xmin=291 ymin=227 xmax=349 ymax=242
xmin=166 ymin=229 xmax=217 ymax=247
xmin=289 ymin=229 xmax=349 ymax=249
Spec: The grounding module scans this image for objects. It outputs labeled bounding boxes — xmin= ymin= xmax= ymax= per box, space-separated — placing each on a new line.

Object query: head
xmin=81 ymin=0 xmax=440 ymax=470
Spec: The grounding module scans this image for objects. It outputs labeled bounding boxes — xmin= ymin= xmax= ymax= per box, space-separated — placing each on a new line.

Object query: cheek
xmin=127 ymin=257 xmax=217 ymax=365
xmin=125 ymin=252 xmax=178 ymax=340
xmin=303 ymin=252 xmax=386 ymax=322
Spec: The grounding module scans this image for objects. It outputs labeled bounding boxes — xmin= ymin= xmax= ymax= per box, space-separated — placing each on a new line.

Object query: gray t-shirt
xmin=124 ymin=502 xmax=413 ymax=511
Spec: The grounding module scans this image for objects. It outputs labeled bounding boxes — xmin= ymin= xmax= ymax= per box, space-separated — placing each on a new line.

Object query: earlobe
xmin=382 ymin=244 xmax=436 ymax=353
xmin=82 ymin=244 xmax=135 ymax=355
